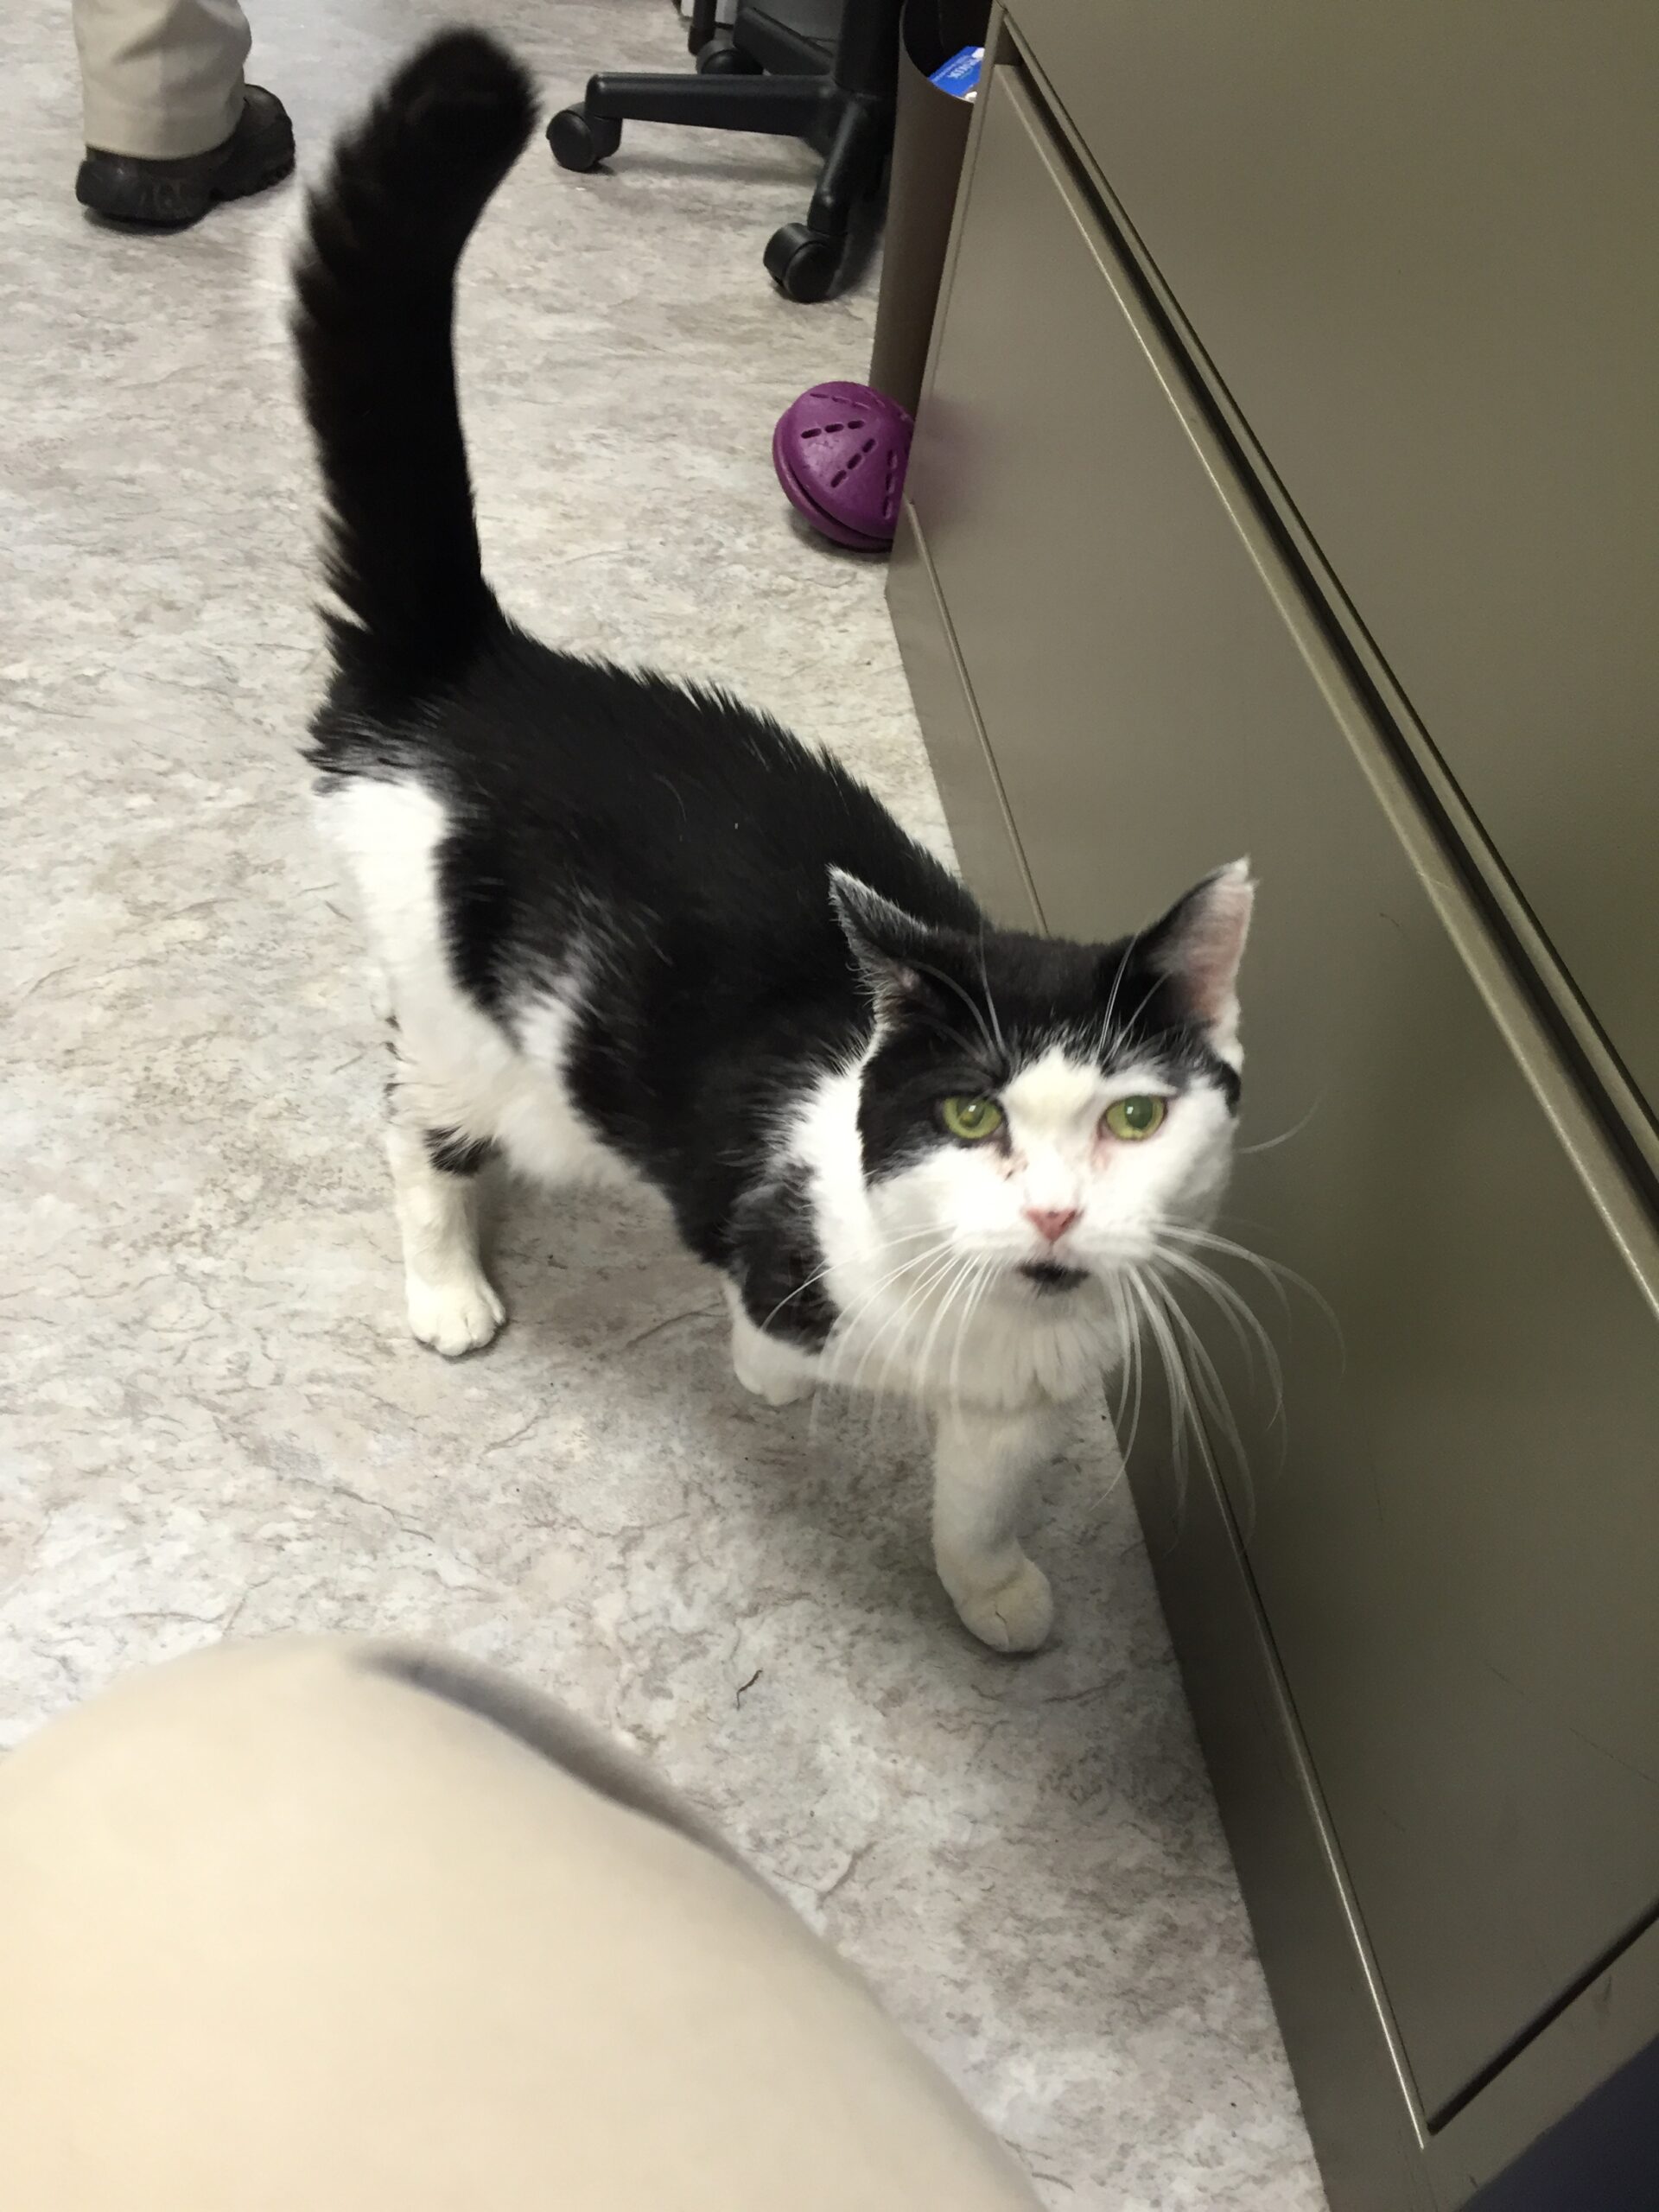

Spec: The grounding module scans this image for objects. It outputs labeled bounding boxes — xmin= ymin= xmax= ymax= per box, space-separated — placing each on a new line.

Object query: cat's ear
xmin=828 ymin=868 xmax=938 ymax=1013
xmin=1142 ymin=860 xmax=1254 ymax=1052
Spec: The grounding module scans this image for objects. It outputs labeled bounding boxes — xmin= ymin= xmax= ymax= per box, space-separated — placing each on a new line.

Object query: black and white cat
xmin=293 ymin=32 xmax=1253 ymax=1653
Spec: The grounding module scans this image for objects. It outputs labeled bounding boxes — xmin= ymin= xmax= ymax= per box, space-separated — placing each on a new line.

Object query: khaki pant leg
xmin=0 ymin=1637 xmax=1040 ymax=2212
xmin=73 ymin=0 xmax=251 ymax=159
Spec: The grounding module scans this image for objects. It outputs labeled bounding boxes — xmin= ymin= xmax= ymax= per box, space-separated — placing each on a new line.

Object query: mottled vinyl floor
xmin=0 ymin=2 xmax=1325 ymax=2204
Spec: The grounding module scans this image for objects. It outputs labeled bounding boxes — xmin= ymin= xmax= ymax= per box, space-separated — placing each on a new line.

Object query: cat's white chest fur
xmin=730 ymin=1274 xmax=1128 ymax=1413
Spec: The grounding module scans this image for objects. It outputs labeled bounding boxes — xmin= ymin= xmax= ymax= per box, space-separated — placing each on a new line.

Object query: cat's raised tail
xmin=291 ymin=31 xmax=537 ymax=690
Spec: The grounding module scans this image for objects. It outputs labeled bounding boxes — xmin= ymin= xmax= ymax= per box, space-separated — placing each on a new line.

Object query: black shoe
xmin=77 ymin=86 xmax=295 ymax=230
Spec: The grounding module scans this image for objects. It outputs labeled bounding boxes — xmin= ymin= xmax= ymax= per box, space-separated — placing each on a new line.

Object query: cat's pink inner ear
xmin=1162 ymin=861 xmax=1254 ymax=1027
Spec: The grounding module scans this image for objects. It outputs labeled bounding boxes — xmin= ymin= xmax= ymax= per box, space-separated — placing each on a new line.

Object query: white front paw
xmin=731 ymin=1323 xmax=814 ymax=1407
xmin=944 ymin=1554 xmax=1055 ymax=1654
xmin=406 ymin=1270 xmax=506 ymax=1358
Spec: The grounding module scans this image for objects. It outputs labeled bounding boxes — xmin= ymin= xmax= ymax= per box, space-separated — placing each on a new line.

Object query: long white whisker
xmin=1238 ymin=1092 xmax=1325 ymax=1156
xmin=974 ymin=930 xmax=1007 ymax=1060
xmin=1115 ymin=970 xmax=1167 ymax=1046
xmin=806 ymin=1236 xmax=957 ymax=1443
xmin=842 ymin=1246 xmax=960 ymax=1399
xmin=1151 ymin=1247 xmax=1285 ymax=1430
xmin=917 ymin=1009 xmax=995 ymax=1064
xmin=815 ymin=1241 xmax=959 ymax=1427
xmin=1099 ymin=927 xmax=1145 ymax=1041
xmin=912 ymin=1250 xmax=982 ymax=1402
xmin=1127 ymin=1270 xmax=1197 ymax=1532
xmin=760 ymin=1223 xmax=943 ymax=1334
xmin=1096 ymin=1274 xmax=1129 ymax=1490
xmin=908 ymin=955 xmax=999 ymax=1065
xmin=869 ymin=1249 xmax=969 ymax=1401
xmin=946 ymin=1257 xmax=996 ymax=1410
xmin=878 ymin=1250 xmax=970 ymax=1400
xmin=817 ymin=1238 xmax=957 ymax=1342
xmin=1159 ymin=1218 xmax=1344 ymax=1361
xmin=1148 ymin=1212 xmax=1294 ymax=1308
xmin=1107 ymin=1271 xmax=1146 ymax=1471
xmin=828 ymin=1241 xmax=955 ymax=1358
xmin=1144 ymin=1272 xmax=1257 ymax=1540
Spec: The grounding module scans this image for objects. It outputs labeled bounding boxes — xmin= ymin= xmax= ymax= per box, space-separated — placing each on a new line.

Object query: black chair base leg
xmin=586 ymin=71 xmax=828 ymax=136
xmin=806 ymin=95 xmax=885 ymax=237
xmin=550 ymin=71 xmax=831 ymax=172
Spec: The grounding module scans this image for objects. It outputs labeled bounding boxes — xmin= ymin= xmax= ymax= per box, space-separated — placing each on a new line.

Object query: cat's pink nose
xmin=1025 ymin=1206 xmax=1079 ymax=1245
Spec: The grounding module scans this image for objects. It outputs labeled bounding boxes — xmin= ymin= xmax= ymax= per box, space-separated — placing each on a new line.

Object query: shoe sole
xmin=77 ymin=140 xmax=295 ymax=232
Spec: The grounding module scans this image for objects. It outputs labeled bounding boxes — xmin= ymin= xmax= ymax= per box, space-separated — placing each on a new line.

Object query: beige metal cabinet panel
xmin=1002 ymin=0 xmax=1659 ymax=1120
xmin=904 ymin=60 xmax=1659 ymax=2126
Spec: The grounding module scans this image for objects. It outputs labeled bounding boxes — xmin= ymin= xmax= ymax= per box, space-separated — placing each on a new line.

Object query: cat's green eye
xmin=1103 ymin=1095 xmax=1167 ymax=1141
xmin=941 ymin=1096 xmax=1005 ymax=1144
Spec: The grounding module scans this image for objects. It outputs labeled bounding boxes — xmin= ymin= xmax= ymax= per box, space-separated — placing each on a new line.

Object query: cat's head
xmin=831 ymin=862 xmax=1254 ymax=1301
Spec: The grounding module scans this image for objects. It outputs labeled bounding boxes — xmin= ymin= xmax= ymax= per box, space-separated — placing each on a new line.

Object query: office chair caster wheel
xmin=696 ymin=39 xmax=762 ymax=74
xmin=765 ymin=222 xmax=842 ymax=303
xmin=548 ymin=107 xmax=621 ymax=172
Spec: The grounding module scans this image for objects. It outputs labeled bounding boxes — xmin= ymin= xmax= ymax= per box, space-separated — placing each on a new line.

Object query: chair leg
xmin=583 ymin=70 xmax=830 ymax=137
xmin=806 ymin=96 xmax=887 ymax=240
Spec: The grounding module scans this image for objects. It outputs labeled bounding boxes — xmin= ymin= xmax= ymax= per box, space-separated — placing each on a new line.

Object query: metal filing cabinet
xmin=888 ymin=13 xmax=1659 ymax=2209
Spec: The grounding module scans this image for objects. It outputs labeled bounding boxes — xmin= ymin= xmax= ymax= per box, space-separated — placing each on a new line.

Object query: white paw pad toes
xmin=731 ymin=1337 xmax=814 ymax=1407
xmin=950 ymin=1558 xmax=1055 ymax=1654
xmin=733 ymin=1356 xmax=815 ymax=1407
xmin=407 ymin=1272 xmax=506 ymax=1358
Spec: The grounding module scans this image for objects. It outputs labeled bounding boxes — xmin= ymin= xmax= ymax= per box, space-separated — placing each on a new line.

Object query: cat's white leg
xmin=387 ymin=1124 xmax=506 ymax=1357
xmin=932 ymin=1401 xmax=1066 ymax=1653
xmin=725 ymin=1282 xmax=816 ymax=1406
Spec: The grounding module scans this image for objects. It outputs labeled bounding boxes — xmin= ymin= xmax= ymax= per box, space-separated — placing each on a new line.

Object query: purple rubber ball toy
xmin=772 ymin=381 xmax=914 ymax=551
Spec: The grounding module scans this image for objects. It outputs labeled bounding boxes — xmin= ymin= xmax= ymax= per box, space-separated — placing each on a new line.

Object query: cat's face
xmin=832 ymin=864 xmax=1253 ymax=1304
